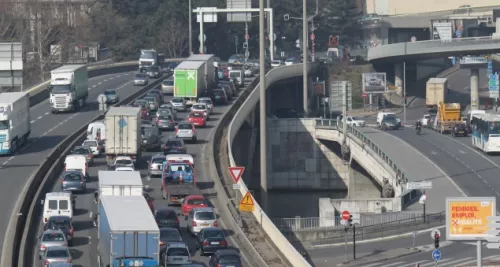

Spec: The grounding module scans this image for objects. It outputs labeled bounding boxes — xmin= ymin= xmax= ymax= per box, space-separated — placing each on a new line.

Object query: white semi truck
xmin=104 ymin=107 xmax=141 ymax=165
xmin=139 ymin=49 xmax=165 ymax=73
xmin=0 ymin=92 xmax=30 ymax=155
xmin=49 ymin=65 xmax=88 ymax=113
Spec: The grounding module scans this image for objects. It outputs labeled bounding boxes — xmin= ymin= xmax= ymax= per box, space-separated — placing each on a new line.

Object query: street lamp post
xmin=302 ymin=0 xmax=308 ymax=117
xmin=189 ymin=0 xmax=193 ymax=55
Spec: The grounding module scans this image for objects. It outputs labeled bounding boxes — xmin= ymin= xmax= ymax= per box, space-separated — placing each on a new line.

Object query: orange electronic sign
xmin=446 ymin=197 xmax=496 ymax=240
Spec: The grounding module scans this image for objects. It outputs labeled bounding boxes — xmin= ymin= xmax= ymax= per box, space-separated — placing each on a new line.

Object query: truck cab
xmin=0 ymin=92 xmax=31 ymax=155
xmin=139 ymin=49 xmax=159 ymax=73
xmin=49 ymin=65 xmax=88 ymax=113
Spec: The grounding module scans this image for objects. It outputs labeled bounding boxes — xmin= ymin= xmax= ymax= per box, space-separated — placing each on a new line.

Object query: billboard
xmin=330 ymin=81 xmax=352 ymax=113
xmin=362 ymin=73 xmax=386 ymax=93
xmin=227 ymin=0 xmax=251 ymax=22
xmin=0 ymin=42 xmax=23 ymax=91
xmin=446 ymin=197 xmax=496 ymax=241
xmin=431 ymin=21 xmax=452 ymax=40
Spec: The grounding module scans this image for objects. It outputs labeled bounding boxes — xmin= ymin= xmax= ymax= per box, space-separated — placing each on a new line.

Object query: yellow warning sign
xmin=238 ymin=192 xmax=255 ymax=212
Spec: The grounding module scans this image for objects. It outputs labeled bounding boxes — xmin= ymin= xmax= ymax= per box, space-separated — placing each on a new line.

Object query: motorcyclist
xmin=416 ymin=119 xmax=422 ymax=133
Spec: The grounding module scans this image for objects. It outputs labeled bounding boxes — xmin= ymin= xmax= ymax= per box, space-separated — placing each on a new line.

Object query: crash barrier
xmin=26 ymin=58 xmax=186 ymax=107
xmin=314 ymin=119 xmax=418 ymax=208
xmin=205 ymin=75 xmax=269 ymax=266
xmin=226 ymin=64 xmax=319 ymax=267
xmin=10 ymin=76 xmax=167 ymax=267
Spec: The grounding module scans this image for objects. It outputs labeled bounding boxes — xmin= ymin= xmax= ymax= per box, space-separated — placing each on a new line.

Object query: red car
xmin=180 ymin=195 xmax=208 ymax=216
xmin=188 ymin=111 xmax=207 ymax=127
xmin=132 ymin=100 xmax=149 ymax=118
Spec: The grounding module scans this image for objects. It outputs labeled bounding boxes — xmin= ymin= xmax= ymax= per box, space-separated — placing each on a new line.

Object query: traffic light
xmin=434 ymin=233 xmax=440 ymax=248
xmin=348 ymin=215 xmax=353 ymax=227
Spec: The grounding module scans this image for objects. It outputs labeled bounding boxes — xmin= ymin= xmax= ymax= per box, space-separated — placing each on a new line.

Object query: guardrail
xmin=226 ymin=64 xmax=320 ymax=267
xmin=315 ymin=118 xmax=418 ymax=207
xmin=25 ymin=58 xmax=186 ymax=107
xmin=368 ymin=36 xmax=500 ymax=61
xmin=11 ymin=76 xmax=168 ymax=267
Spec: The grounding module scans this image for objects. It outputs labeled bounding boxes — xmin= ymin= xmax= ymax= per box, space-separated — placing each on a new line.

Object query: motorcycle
xmin=416 ymin=125 xmax=422 ymax=135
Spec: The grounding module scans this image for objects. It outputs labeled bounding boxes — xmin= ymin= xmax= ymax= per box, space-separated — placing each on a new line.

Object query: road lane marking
xmin=37 ymin=116 xmax=42 ymax=120
xmin=30 ymin=120 xmax=35 ymax=123
xmin=441 ymin=257 xmax=474 ymax=267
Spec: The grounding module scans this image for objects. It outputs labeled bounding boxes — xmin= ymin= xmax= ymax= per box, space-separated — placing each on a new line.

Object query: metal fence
xmin=272 ymin=211 xmax=427 ymax=232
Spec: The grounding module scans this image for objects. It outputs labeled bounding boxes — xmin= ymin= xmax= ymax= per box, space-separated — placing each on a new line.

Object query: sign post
xmin=486 ymin=216 xmax=500 ymax=249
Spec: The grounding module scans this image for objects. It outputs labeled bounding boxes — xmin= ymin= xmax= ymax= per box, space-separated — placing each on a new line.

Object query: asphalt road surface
xmin=0 ymin=71 xmax=145 ymax=258
xmin=31 ymin=76 xmax=256 ymax=267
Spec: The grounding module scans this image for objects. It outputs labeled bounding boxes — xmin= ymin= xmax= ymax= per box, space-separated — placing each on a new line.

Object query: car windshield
xmin=158 ymin=115 xmax=172 ymax=121
xmin=272 ymin=60 xmax=281 ymax=64
xmin=48 ymin=218 xmax=70 ymax=229
xmin=168 ymin=164 xmax=192 ymax=172
xmin=199 ymin=99 xmax=211 ymax=104
xmin=167 ymin=247 xmax=189 ymax=256
xmin=213 ymin=90 xmax=224 ymax=96
xmin=160 ymin=229 xmax=181 ymax=241
xmin=163 ymin=80 xmax=174 ymax=86
xmin=203 ymin=229 xmax=224 ymax=239
xmin=167 ymin=141 xmax=182 ymax=147
xmin=42 ymin=233 xmax=65 ymax=241
xmin=83 ymin=140 xmax=97 ymax=147
xmin=187 ymin=198 xmax=206 ymax=205
xmin=192 ymin=104 xmax=205 ymax=110
xmin=384 ymin=115 xmax=397 ymax=120
xmin=63 ymin=173 xmax=81 ymax=181
xmin=134 ymin=100 xmax=146 ymax=106
xmin=72 ymin=148 xmax=88 ymax=154
xmin=195 ymin=211 xmax=215 ymax=220
xmin=46 ymin=249 xmax=69 ymax=258
xmin=189 ymin=113 xmax=203 ymax=118
xmin=172 ymin=98 xmax=183 ymax=103
xmin=152 ymin=157 xmax=165 ymax=164
xmin=177 ymin=124 xmax=192 ymax=130
xmin=135 ymin=74 xmax=147 ymax=79
xmin=116 ymin=159 xmax=132 ymax=165
xmin=219 ymin=255 xmax=241 ymax=264
xmin=156 ymin=210 xmax=177 ymax=220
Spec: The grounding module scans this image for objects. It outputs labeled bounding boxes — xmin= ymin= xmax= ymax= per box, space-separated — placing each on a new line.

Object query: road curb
xmin=335 ymin=248 xmax=421 ymax=267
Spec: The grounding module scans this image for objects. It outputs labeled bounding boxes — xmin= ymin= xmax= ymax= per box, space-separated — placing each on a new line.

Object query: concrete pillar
xmin=470 ymin=68 xmax=479 ymax=110
xmin=494 ymin=20 xmax=500 ymax=39
xmin=394 ymin=63 xmax=403 ymax=95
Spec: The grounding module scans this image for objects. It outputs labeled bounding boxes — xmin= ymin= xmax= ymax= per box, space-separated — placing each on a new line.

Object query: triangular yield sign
xmin=240 ymin=192 xmax=254 ymax=206
xmin=228 ymin=166 xmax=245 ymax=183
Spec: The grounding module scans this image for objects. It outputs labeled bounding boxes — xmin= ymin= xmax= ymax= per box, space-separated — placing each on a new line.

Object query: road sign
xmin=232 ymin=183 xmax=240 ymax=190
xmin=406 ymin=181 xmax=433 ymax=190
xmin=310 ymin=33 xmax=315 ymax=41
xmin=456 ymin=29 xmax=461 ymax=38
xmin=431 ymin=228 xmax=441 ymax=240
xmin=228 ymin=166 xmax=245 ymax=183
xmin=341 ymin=210 xmax=350 ymax=221
xmin=446 ymin=197 xmax=496 ymax=240
xmin=432 ymin=249 xmax=441 ymax=261
xmin=245 ymin=33 xmax=249 ymax=40
xmin=362 ymin=92 xmax=367 ymax=98
xmin=238 ymin=192 xmax=255 ymax=212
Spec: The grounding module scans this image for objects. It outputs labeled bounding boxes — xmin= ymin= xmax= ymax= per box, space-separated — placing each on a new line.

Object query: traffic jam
xmin=34 ymin=55 xmax=257 ymax=267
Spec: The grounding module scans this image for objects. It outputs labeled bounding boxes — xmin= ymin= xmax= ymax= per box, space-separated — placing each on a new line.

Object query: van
xmin=377 ymin=112 xmax=399 ymax=126
xmin=87 ymin=121 xmax=105 ymax=141
xmin=229 ymin=70 xmax=244 ymax=88
xmin=64 ymin=155 xmax=89 ymax=179
xmin=220 ymin=84 xmax=233 ymax=100
xmin=43 ymin=192 xmax=74 ymax=224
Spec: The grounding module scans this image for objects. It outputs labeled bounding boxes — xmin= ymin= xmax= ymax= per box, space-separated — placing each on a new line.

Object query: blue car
xmin=161 ymin=161 xmax=195 ymax=184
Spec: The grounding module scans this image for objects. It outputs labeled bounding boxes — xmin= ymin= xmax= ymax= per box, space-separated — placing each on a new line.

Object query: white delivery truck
xmin=98 ymin=170 xmax=143 ymax=197
xmin=104 ymin=107 xmax=141 ymax=166
xmin=0 ymin=92 xmax=30 ymax=155
xmin=49 ymin=64 xmax=88 ymax=113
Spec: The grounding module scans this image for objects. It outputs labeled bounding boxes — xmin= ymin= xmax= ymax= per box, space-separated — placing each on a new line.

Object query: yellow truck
xmin=433 ymin=102 xmax=462 ymax=133
xmin=426 ymin=78 xmax=448 ymax=112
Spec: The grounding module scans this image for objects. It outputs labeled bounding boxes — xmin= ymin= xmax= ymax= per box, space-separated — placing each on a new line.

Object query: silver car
xmin=38 ymin=230 xmax=68 ymax=259
xmin=161 ymin=79 xmax=174 ymax=94
xmin=40 ymin=245 xmax=72 ymax=266
xmin=134 ymin=73 xmax=149 ymax=86
xmin=82 ymin=139 xmax=100 ymax=156
xmin=164 ymin=242 xmax=191 ymax=266
xmin=175 ymin=122 xmax=197 ymax=143
xmin=171 ymin=97 xmax=187 ymax=112
xmin=156 ymin=114 xmax=176 ymax=130
xmin=60 ymin=170 xmax=86 ymax=192
xmin=197 ymin=97 xmax=213 ymax=114
xmin=157 ymin=108 xmax=177 ymax=121
xmin=186 ymin=207 xmax=218 ymax=234
xmin=149 ymin=154 xmax=166 ymax=177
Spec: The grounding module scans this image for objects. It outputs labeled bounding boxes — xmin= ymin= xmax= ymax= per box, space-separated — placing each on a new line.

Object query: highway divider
xmin=26 ymin=58 xmax=186 ymax=107
xmin=223 ymin=64 xmax=318 ymax=267
xmin=9 ymin=76 xmax=167 ymax=267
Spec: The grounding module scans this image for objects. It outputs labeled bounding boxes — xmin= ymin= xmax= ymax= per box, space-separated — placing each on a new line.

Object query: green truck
xmin=173 ymin=61 xmax=206 ymax=105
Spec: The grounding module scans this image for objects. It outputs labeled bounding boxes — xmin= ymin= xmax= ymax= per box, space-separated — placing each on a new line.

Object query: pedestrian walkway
xmin=362 ymin=255 xmax=500 ymax=267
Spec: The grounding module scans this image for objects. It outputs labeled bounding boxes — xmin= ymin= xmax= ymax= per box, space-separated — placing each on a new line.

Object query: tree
xmin=156 ymin=19 xmax=189 ymax=58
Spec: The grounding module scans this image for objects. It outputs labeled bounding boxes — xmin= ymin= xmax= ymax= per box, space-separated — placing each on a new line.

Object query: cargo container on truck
xmin=97 ymin=195 xmax=160 ymax=267
xmin=0 ymin=92 xmax=30 ymax=155
xmin=174 ymin=61 xmax=206 ymax=105
xmin=186 ymin=54 xmax=216 ymax=89
xmin=426 ymin=78 xmax=448 ymax=111
xmin=98 ymin=170 xmax=143 ymax=197
xmin=104 ymin=107 xmax=141 ymax=165
xmin=49 ymin=65 xmax=88 ymax=113
xmin=433 ymin=102 xmax=462 ymax=134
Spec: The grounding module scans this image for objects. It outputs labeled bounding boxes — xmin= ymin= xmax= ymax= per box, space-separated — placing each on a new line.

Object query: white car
xmin=115 ymin=166 xmax=134 ymax=171
xmin=175 ymin=122 xmax=197 ymax=143
xmin=422 ymin=114 xmax=431 ymax=126
xmin=164 ymin=242 xmax=191 ymax=265
xmin=191 ymin=103 xmax=209 ymax=119
xmin=82 ymin=139 xmax=100 ymax=156
xmin=271 ymin=60 xmax=282 ymax=67
xmin=161 ymin=79 xmax=174 ymax=94
xmin=345 ymin=116 xmax=365 ymax=127
xmin=170 ymin=97 xmax=187 ymax=112
xmin=113 ymin=156 xmax=135 ymax=170
xmin=197 ymin=97 xmax=214 ymax=113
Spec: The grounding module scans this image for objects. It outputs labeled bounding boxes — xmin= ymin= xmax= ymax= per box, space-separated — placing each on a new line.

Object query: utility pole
xmin=259 ymin=0 xmax=268 ymax=202
xmin=189 ymin=0 xmax=193 ymax=55
xmin=302 ymin=0 xmax=308 ymax=117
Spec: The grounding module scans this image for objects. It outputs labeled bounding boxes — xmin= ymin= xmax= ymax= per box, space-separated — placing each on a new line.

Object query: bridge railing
xmin=315 ymin=118 xmax=418 ymax=207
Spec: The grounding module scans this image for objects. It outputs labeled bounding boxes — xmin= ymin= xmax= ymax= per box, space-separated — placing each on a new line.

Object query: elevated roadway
xmin=367 ymin=36 xmax=500 ymax=62
xmin=0 ymin=71 xmax=140 ymax=258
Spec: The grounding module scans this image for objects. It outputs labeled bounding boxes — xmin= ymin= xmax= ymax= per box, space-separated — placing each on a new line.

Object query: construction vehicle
xmin=433 ymin=102 xmax=462 ymax=134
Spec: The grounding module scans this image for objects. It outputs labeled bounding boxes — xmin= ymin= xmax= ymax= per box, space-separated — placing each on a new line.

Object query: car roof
xmin=73 ymin=146 xmax=89 ymax=150
xmin=215 ymin=248 xmax=240 ymax=255
xmin=156 ymin=207 xmax=177 ymax=213
xmin=43 ymin=229 xmax=65 ymax=235
xmin=63 ymin=170 xmax=83 ymax=175
xmin=167 ymin=137 xmax=183 ymax=142
xmin=152 ymin=154 xmax=166 ymax=159
xmin=185 ymin=195 xmax=205 ymax=200
xmin=201 ymin=227 xmax=222 ymax=232
xmin=167 ymin=241 xmax=188 ymax=248
xmin=116 ymin=156 xmax=132 ymax=160
xmin=193 ymin=207 xmax=215 ymax=212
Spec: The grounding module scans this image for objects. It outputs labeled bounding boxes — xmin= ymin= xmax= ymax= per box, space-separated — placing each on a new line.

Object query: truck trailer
xmin=426 ymin=78 xmax=448 ymax=111
xmin=49 ymin=65 xmax=88 ymax=113
xmin=97 ymin=195 xmax=160 ymax=267
xmin=174 ymin=61 xmax=207 ymax=105
xmin=0 ymin=92 xmax=30 ymax=155
xmin=104 ymin=107 xmax=141 ymax=165
xmin=186 ymin=54 xmax=216 ymax=89
xmin=98 ymin=170 xmax=143 ymax=197
xmin=433 ymin=102 xmax=462 ymax=134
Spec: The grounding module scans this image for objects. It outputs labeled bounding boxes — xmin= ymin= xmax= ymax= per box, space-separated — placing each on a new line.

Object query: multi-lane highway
xmin=0 ymin=71 xmax=145 ymax=258
xmin=30 ymin=75 xmax=256 ymax=266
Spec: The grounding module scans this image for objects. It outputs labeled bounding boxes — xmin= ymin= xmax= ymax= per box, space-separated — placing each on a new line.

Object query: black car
xmin=196 ymin=228 xmax=228 ymax=255
xmin=154 ymin=208 xmax=180 ymax=228
xmin=381 ymin=116 xmax=400 ymax=130
xmin=452 ymin=123 xmax=468 ymax=137
xmin=159 ymin=227 xmax=183 ymax=252
xmin=208 ymin=248 xmax=242 ymax=267
xmin=141 ymin=125 xmax=162 ymax=151
xmin=44 ymin=216 xmax=74 ymax=245
xmin=164 ymin=137 xmax=187 ymax=155
xmin=212 ymin=89 xmax=227 ymax=105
